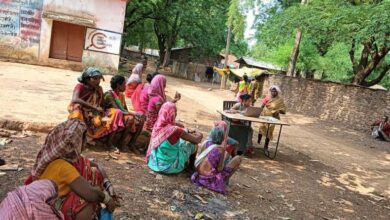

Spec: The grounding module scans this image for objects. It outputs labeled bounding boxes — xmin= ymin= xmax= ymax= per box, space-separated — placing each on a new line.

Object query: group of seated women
xmin=0 ymin=66 xmax=287 ymax=219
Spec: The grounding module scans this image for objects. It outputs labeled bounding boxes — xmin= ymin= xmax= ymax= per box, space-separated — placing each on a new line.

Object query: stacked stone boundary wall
xmin=263 ymin=75 xmax=389 ymax=131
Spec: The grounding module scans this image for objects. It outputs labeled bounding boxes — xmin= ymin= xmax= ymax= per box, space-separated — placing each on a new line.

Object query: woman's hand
xmin=106 ymin=198 xmax=119 ymax=213
xmin=96 ymin=107 xmax=105 ymax=114
xmin=173 ymin=92 xmax=181 ymax=102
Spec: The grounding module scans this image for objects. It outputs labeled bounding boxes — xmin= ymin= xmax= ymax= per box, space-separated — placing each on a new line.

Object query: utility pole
xmin=221 ymin=26 xmax=232 ymax=89
xmin=286 ymin=0 xmax=306 ymax=77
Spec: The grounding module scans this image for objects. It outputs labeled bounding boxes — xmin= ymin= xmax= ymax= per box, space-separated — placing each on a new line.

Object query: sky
xmin=244 ymin=0 xmax=275 ymax=48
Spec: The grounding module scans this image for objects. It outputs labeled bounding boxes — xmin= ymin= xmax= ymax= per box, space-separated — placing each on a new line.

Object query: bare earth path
xmin=0 ymin=62 xmax=389 ymax=219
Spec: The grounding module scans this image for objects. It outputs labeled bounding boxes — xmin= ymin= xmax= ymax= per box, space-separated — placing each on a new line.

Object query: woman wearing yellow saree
xmin=258 ymin=85 xmax=286 ymax=155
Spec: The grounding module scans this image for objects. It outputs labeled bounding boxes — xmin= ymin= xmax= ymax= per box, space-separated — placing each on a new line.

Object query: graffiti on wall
xmin=0 ymin=0 xmax=43 ymax=60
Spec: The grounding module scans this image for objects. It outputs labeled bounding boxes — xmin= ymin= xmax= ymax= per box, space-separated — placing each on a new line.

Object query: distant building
xmin=0 ymin=0 xmax=128 ymax=73
xmin=235 ymin=57 xmax=285 ymax=73
xmin=218 ymin=53 xmax=239 ymax=68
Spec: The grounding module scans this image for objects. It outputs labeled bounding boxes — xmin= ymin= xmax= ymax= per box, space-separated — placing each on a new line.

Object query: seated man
xmin=371 ymin=116 xmax=390 ymax=142
xmin=225 ymin=94 xmax=254 ymax=155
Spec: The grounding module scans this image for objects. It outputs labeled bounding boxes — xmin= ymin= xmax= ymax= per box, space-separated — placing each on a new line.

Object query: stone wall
xmin=263 ymin=75 xmax=390 ymax=131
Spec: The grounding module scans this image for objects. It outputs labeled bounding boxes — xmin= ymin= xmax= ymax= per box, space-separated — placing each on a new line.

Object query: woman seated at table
xmin=226 ymin=94 xmax=254 ymax=155
xmin=192 ymin=122 xmax=242 ymax=194
xmin=258 ymin=85 xmax=286 ymax=155
xmin=25 ymin=119 xmax=119 ymax=220
xmin=146 ymin=102 xmax=203 ymax=174
xmin=68 ymin=67 xmax=125 ymax=149
xmin=104 ymin=75 xmax=145 ymax=152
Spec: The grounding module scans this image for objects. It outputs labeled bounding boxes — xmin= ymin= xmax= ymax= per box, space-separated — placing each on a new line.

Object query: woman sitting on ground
xmin=191 ymin=122 xmax=242 ymax=194
xmin=227 ymin=94 xmax=254 ymax=155
xmin=25 ymin=119 xmax=119 ymax=220
xmin=104 ymin=75 xmax=145 ymax=152
xmin=125 ymin=63 xmax=143 ymax=99
xmin=371 ymin=116 xmax=390 ymax=142
xmin=68 ymin=67 xmax=125 ymax=149
xmin=199 ymin=121 xmax=239 ymax=157
xmin=0 ymin=180 xmax=63 ymax=219
xmin=258 ymin=85 xmax=286 ymax=155
xmin=144 ymin=75 xmax=181 ymax=131
xmin=146 ymin=102 xmax=203 ymax=174
xmin=138 ymin=72 xmax=160 ymax=114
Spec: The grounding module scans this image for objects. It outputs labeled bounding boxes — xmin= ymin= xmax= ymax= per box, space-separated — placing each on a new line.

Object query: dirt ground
xmin=0 ymin=62 xmax=389 ymax=219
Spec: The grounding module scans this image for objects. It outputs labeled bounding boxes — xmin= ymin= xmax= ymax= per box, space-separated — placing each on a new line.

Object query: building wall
xmin=172 ymin=61 xmax=221 ymax=83
xmin=0 ymin=0 xmax=127 ymax=73
xmin=0 ymin=0 xmax=44 ymax=61
xmin=263 ymin=75 xmax=390 ymax=131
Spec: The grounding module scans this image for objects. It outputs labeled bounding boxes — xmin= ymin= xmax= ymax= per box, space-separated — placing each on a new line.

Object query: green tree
xmin=123 ymin=0 xmax=248 ymax=65
xmin=253 ymin=0 xmax=390 ymax=88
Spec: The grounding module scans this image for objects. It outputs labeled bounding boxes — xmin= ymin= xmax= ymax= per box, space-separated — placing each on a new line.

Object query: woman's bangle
xmin=103 ymin=191 xmax=111 ymax=204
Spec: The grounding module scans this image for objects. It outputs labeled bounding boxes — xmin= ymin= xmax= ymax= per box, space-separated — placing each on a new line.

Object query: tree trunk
xmin=154 ymin=22 xmax=166 ymax=63
xmin=286 ymin=29 xmax=302 ymax=77
xmin=221 ymin=27 xmax=232 ymax=90
xmin=162 ymin=45 xmax=172 ymax=67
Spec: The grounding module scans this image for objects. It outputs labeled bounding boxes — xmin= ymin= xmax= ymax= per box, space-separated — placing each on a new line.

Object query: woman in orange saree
xmin=68 ymin=67 xmax=125 ymax=149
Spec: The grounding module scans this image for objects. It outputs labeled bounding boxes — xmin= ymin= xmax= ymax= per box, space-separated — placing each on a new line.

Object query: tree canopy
xmin=123 ymin=0 xmax=248 ymax=66
xmin=251 ymin=0 xmax=390 ymax=88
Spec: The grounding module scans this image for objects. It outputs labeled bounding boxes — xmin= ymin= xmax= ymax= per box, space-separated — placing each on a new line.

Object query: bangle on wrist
xmin=103 ymin=191 xmax=111 ymax=204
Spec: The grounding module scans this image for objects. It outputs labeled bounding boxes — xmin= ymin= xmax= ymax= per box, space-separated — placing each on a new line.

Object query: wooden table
xmin=217 ymin=110 xmax=289 ymax=159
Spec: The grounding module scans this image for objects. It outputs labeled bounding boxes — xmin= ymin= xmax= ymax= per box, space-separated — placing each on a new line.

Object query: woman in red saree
xmin=125 ymin=63 xmax=143 ymax=99
xmin=68 ymin=67 xmax=125 ymax=149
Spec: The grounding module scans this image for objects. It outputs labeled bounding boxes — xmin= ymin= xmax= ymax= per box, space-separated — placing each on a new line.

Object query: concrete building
xmin=0 ymin=0 xmax=128 ymax=73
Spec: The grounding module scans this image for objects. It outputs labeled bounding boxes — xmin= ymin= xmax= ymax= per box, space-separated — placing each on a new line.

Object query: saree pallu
xmin=68 ymin=103 xmax=124 ymax=139
xmin=125 ymin=82 xmax=139 ymax=99
xmin=55 ymin=156 xmax=103 ymax=220
xmin=148 ymin=139 xmax=196 ymax=174
xmin=131 ymin=83 xmax=145 ymax=113
xmin=0 ymin=180 xmax=63 ymax=220
xmin=144 ymin=96 xmax=164 ymax=131
xmin=191 ymin=147 xmax=232 ymax=194
xmin=259 ymin=96 xmax=286 ymax=140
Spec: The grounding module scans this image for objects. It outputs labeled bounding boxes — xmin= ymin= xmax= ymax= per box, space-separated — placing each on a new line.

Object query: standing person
xmin=104 ymin=75 xmax=145 ymax=152
xmin=228 ymin=94 xmax=255 ymax=155
xmin=191 ymin=122 xmax=242 ymax=194
xmin=258 ymin=85 xmax=286 ymax=155
xmin=144 ymin=75 xmax=181 ymax=131
xmin=146 ymin=102 xmax=203 ymax=174
xmin=236 ymin=74 xmax=250 ymax=102
xmin=25 ymin=120 xmax=119 ymax=220
xmin=0 ymin=180 xmax=64 ymax=219
xmin=371 ymin=116 xmax=390 ymax=142
xmin=249 ymin=74 xmax=266 ymax=105
xmin=205 ymin=66 xmax=214 ymax=82
xmin=68 ymin=67 xmax=125 ymax=149
xmin=125 ymin=63 xmax=143 ymax=99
